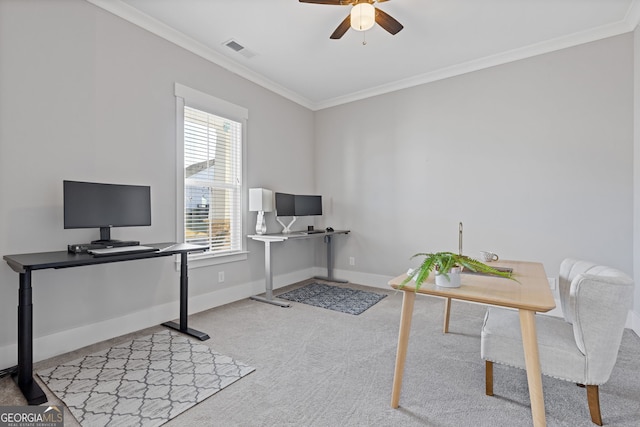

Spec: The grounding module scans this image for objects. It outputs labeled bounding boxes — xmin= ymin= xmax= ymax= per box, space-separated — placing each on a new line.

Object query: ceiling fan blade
xmin=375 ymin=7 xmax=403 ymax=35
xmin=298 ymin=0 xmax=351 ymax=5
xmin=330 ymin=14 xmax=351 ymax=39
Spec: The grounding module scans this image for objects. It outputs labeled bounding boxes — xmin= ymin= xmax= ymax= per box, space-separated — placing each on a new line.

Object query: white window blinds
xmin=183 ymin=106 xmax=242 ymax=254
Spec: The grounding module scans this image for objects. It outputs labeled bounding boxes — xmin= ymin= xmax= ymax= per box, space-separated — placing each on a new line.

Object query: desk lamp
xmin=249 ymin=188 xmax=273 ymax=235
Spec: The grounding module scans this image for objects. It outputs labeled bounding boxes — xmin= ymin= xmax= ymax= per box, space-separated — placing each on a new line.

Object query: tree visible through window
xmin=183 ymin=106 xmax=242 ymax=254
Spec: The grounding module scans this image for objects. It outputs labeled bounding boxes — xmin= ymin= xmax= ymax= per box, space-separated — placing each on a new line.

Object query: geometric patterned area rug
xmin=37 ymin=330 xmax=255 ymax=427
xmin=277 ymin=282 xmax=387 ymax=315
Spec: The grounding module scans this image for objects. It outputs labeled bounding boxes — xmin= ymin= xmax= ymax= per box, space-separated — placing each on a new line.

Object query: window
xmin=175 ymin=84 xmax=248 ymax=265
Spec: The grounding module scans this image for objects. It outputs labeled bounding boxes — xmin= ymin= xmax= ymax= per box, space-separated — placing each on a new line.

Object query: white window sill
xmin=174 ymin=250 xmax=248 ymax=270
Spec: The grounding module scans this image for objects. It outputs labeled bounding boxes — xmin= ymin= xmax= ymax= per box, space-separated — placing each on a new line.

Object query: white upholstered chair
xmin=481 ymin=258 xmax=633 ymax=425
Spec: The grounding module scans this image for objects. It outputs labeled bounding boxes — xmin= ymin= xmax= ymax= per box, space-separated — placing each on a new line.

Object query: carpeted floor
xmin=1 ymin=279 xmax=639 ymax=426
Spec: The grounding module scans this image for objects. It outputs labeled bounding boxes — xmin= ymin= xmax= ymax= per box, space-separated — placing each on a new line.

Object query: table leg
xmin=163 ymin=253 xmax=210 ymax=340
xmin=391 ymin=290 xmax=416 ymax=408
xmin=15 ymin=270 xmax=46 ymax=405
xmin=314 ymin=234 xmax=347 ymax=283
xmin=519 ymin=309 xmax=546 ymax=427
xmin=443 ymin=297 xmax=451 ymax=334
xmin=251 ymin=240 xmax=291 ymax=307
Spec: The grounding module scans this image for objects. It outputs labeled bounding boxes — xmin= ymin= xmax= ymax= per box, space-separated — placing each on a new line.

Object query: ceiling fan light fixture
xmin=350 ymin=3 xmax=375 ymax=32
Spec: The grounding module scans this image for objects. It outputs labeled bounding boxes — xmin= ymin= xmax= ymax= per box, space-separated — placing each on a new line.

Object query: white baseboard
xmin=312 ymin=267 xmax=394 ymax=290
xmin=188 ymin=267 xmax=314 ymax=314
xmin=0 ymin=267 xmax=313 ymax=370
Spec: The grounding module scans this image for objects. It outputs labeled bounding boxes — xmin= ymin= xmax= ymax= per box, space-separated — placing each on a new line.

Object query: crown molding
xmin=86 ymin=0 xmax=640 ymax=112
xmin=625 ymin=0 xmax=640 ymax=30
xmin=85 ymin=0 xmax=314 ymax=110
xmin=316 ymin=8 xmax=640 ymax=110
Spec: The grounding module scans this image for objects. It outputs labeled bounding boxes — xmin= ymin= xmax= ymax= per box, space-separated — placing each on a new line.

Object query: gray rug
xmin=277 ymin=282 xmax=387 ymax=315
xmin=37 ymin=330 xmax=254 ymax=426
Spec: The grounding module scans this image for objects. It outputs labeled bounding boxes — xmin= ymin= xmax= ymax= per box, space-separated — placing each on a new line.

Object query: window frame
xmin=175 ymin=83 xmax=248 ymax=267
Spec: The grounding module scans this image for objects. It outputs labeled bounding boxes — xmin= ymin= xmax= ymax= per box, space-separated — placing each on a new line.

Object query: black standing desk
xmin=3 ymin=242 xmax=208 ymax=405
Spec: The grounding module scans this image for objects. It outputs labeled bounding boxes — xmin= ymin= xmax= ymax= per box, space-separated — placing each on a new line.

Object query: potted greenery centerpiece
xmin=401 ymin=251 xmax=516 ymax=290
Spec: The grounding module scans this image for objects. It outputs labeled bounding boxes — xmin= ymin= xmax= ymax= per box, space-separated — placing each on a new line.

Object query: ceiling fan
xmin=299 ymin=0 xmax=404 ymax=40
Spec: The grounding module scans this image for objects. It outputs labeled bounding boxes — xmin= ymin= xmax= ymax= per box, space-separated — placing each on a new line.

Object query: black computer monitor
xmin=64 ymin=180 xmax=151 ymax=244
xmin=294 ymin=195 xmax=322 ymax=216
xmin=275 ymin=192 xmax=295 ymax=217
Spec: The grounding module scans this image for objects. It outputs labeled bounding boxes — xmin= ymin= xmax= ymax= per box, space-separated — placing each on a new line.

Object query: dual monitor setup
xmin=274 ymin=192 xmax=323 ymax=234
xmin=249 ymin=188 xmax=326 ymax=235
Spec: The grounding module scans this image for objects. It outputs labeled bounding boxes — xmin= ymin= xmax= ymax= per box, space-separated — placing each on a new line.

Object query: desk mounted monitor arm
xmin=276 ymin=216 xmax=297 ymax=233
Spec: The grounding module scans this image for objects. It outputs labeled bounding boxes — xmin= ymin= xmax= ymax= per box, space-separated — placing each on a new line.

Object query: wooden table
xmin=389 ymin=260 xmax=555 ymax=427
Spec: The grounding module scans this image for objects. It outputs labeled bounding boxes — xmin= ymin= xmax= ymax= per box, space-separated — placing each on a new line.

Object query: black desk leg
xmin=14 ymin=271 xmax=47 ymax=405
xmin=162 ymin=252 xmax=210 ymax=341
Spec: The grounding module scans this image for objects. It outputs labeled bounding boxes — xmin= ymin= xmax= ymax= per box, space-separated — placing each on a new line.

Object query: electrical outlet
xmin=349 ymin=257 xmax=355 ymax=266
xmin=548 ymin=277 xmax=556 ymax=290
xmin=218 ymin=271 xmax=225 ymax=283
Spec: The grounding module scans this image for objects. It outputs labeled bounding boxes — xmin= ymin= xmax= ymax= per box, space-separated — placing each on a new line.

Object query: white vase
xmin=435 ymin=267 xmax=461 ymax=288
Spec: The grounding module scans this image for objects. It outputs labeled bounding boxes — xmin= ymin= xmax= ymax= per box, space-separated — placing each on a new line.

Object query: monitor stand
xmin=276 ymin=216 xmax=297 ymax=233
xmin=91 ymin=227 xmax=139 ymax=247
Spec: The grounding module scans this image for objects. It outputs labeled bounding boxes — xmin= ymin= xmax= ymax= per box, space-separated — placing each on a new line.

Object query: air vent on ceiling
xmin=225 ymin=40 xmax=243 ymax=52
xmin=223 ymin=39 xmax=256 ymax=59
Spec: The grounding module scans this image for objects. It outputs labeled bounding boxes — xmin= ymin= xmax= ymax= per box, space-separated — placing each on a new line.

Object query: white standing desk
xmin=248 ymin=230 xmax=350 ymax=307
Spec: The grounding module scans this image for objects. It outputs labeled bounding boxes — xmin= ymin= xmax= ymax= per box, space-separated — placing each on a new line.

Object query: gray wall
xmin=0 ymin=0 xmax=316 ymax=367
xmin=315 ymin=35 xmax=634 ymax=292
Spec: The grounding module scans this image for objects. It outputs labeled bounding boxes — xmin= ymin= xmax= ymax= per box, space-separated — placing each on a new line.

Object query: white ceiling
xmin=89 ymin=0 xmax=640 ymax=110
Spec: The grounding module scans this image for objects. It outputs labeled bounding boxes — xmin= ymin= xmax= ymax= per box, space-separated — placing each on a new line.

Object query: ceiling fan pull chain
xmin=362 ymin=31 xmax=367 ymax=46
